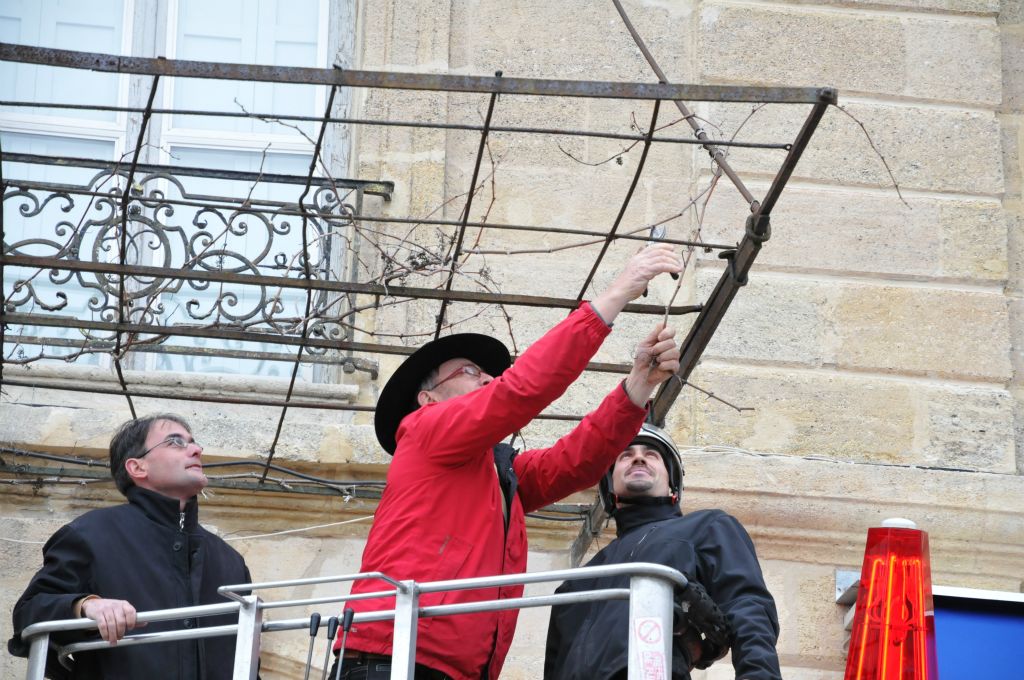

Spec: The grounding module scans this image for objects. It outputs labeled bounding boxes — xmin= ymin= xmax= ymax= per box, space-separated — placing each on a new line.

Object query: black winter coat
xmin=8 ymin=486 xmax=252 ymax=680
xmin=544 ymin=504 xmax=781 ymax=680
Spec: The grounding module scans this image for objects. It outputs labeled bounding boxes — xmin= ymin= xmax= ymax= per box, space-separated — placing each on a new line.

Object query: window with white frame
xmin=1 ymin=0 xmax=130 ymax=367
xmin=1 ymin=0 xmax=355 ymax=381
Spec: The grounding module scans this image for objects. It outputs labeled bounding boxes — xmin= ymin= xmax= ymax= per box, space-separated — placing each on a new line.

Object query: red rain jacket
xmin=339 ymin=303 xmax=647 ymax=679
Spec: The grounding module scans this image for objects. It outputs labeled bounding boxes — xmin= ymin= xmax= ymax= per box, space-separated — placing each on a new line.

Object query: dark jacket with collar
xmin=9 ymin=485 xmax=251 ymax=679
xmin=544 ymin=504 xmax=781 ymax=680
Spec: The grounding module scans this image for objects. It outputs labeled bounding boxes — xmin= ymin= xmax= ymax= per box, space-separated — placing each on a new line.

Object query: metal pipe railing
xmin=261 ymin=588 xmax=630 ymax=633
xmin=21 ymin=601 xmax=242 ymax=677
xmin=21 ymin=562 xmax=687 ymax=680
xmin=20 ymin=601 xmax=241 ymax=639
xmin=59 ymin=625 xmax=239 ymax=670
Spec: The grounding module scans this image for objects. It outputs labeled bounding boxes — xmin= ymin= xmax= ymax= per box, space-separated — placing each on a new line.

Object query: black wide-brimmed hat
xmin=374 ymin=333 xmax=512 ymax=454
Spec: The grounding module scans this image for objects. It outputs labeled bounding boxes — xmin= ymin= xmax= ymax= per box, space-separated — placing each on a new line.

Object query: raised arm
xmin=623 ymin=323 xmax=680 ymax=407
xmin=514 ymin=324 xmax=680 ymax=511
xmin=402 ymin=246 xmax=682 ymax=464
xmin=591 ymin=244 xmax=683 ymax=325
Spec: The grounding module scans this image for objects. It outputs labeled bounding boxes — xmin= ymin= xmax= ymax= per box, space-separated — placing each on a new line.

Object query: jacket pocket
xmin=419 ymin=534 xmax=473 ymax=630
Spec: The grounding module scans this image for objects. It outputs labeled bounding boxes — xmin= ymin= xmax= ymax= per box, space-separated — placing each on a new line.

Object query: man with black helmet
xmin=332 ymin=245 xmax=684 ymax=680
xmin=544 ymin=423 xmax=782 ymax=680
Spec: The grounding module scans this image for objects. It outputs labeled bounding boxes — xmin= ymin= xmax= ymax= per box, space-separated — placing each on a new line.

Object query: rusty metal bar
xmin=355 ymin=214 xmax=735 ymax=251
xmin=0 ymin=379 xmax=589 ymax=422
xmin=263 ymin=83 xmax=340 ymax=481
xmin=0 ymin=462 xmax=386 ymax=499
xmin=2 ymin=334 xmax=378 ymax=372
xmin=0 ymin=377 xmax=372 ymax=411
xmin=5 ymin=185 xmax=731 ymax=253
xmin=0 ymin=255 xmax=702 ymax=315
xmin=435 ymin=83 xmax=500 ymax=339
xmin=0 ymin=463 xmax=591 ymax=511
xmin=648 ymin=96 xmax=834 ymax=424
xmin=3 ymin=151 xmax=394 ymax=198
xmin=575 ymin=99 xmax=661 ymax=302
xmin=2 ymin=313 xmax=636 ymax=376
xmin=0 ymin=448 xmax=385 ymax=491
xmin=3 ymin=335 xmax=633 ymax=382
xmin=0 ymin=101 xmax=793 ymax=151
xmin=5 ymin=180 xmax=352 ymax=226
xmin=4 ymin=167 xmax=733 ymax=252
xmin=5 ymin=151 xmax=736 ymax=251
xmin=113 ymin=75 xmax=160 ymax=418
xmin=0 ymin=43 xmax=834 ymax=104
xmin=1 ymin=448 xmax=594 ymax=513
xmin=1 ymin=312 xmax=420 ymax=355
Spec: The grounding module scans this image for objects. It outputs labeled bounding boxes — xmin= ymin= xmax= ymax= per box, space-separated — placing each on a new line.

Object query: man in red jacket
xmin=332 ymin=245 xmax=683 ymax=680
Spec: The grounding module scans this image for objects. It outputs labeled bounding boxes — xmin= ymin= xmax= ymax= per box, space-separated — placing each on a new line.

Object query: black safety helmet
xmin=599 ymin=422 xmax=684 ymax=515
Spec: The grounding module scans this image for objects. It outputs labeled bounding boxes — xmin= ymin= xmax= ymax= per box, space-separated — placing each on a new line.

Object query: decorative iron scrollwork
xmin=3 ymin=168 xmax=359 ymax=358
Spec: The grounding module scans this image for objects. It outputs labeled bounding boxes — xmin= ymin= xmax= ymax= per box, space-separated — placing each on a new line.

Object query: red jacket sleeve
xmin=394 ymin=303 xmax=613 ymax=466
xmin=514 ymin=383 xmax=647 ymax=513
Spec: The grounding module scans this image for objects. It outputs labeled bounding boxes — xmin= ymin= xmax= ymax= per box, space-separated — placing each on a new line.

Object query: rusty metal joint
xmin=342 ymin=357 xmax=379 ymax=379
xmin=745 ymin=213 xmax=771 ymax=244
xmin=718 ymin=249 xmax=746 ymax=287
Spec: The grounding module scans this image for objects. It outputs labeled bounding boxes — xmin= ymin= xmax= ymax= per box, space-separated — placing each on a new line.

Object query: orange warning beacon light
xmin=844 ymin=518 xmax=939 ymax=680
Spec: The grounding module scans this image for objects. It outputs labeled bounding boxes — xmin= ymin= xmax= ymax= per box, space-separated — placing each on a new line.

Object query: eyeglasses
xmin=139 ymin=433 xmax=200 ymax=458
xmin=429 ymin=364 xmax=484 ymax=390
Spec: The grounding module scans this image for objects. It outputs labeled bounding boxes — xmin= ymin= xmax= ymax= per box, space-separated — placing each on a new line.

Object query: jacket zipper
xmin=179 ymin=510 xmax=202 ymax=676
xmin=178 ymin=511 xmax=189 ymax=678
xmin=484 ymin=464 xmax=513 ymax=680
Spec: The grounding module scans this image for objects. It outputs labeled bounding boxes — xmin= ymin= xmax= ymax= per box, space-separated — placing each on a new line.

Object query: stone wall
xmin=2 ymin=1 xmax=1023 ymax=678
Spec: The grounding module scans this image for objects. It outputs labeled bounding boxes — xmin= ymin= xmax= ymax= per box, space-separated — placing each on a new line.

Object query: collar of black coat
xmin=126 ymin=485 xmax=200 ymax=530
xmin=613 ymin=502 xmax=682 ymax=538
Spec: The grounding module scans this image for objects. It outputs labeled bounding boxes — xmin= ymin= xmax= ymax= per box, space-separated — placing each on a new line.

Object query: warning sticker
xmin=640 ymin=651 xmax=666 ymax=680
xmin=633 ymin=617 xmax=667 ymax=680
xmin=636 ymin=618 xmax=663 ymax=644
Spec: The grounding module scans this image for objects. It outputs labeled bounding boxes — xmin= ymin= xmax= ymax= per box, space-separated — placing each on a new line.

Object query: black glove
xmin=673 ymin=581 xmax=734 ymax=670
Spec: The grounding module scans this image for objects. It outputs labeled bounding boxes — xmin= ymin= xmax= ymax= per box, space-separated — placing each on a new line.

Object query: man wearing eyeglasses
xmin=9 ymin=414 xmax=252 ymax=680
xmin=332 ymin=245 xmax=684 ymax=680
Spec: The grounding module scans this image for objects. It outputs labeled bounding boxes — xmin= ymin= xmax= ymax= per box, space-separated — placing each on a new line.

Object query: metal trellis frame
xmin=0 ymin=41 xmax=836 ymax=496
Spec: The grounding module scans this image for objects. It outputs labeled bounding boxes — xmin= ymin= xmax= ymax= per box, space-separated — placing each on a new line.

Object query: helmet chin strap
xmin=615 ymin=493 xmax=678 ymax=507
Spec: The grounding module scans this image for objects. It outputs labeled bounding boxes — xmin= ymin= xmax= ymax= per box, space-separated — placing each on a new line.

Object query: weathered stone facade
xmin=2 ymin=1 xmax=1023 ymax=678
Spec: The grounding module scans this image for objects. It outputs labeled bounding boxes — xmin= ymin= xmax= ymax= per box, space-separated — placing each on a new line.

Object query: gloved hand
xmin=673 ymin=581 xmax=733 ymax=670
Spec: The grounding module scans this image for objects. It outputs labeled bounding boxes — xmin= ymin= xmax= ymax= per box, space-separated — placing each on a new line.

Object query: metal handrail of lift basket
xmin=20 ymin=562 xmax=687 ymax=680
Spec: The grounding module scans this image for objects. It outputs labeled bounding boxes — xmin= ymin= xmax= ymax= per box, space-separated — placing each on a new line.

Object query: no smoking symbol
xmin=636 ymin=619 xmax=662 ymax=644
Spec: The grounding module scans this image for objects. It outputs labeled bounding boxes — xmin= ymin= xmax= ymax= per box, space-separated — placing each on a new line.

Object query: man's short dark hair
xmin=109 ymin=414 xmax=192 ymax=495
xmin=418 ymin=368 xmax=440 ymax=393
